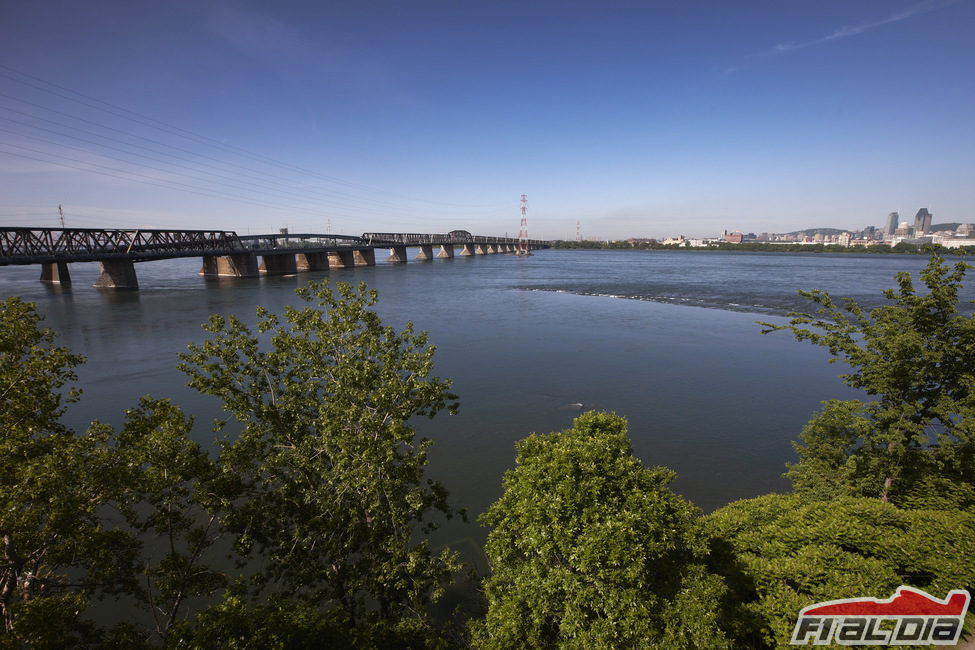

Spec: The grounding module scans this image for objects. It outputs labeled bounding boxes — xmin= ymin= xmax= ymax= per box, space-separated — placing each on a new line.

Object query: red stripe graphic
xmin=801 ymin=587 xmax=970 ymax=617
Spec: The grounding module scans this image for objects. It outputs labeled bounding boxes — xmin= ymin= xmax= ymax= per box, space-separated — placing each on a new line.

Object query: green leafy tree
xmin=706 ymin=493 xmax=975 ymax=648
xmin=472 ymin=411 xmax=729 ymax=649
xmin=111 ymin=397 xmax=227 ymax=644
xmin=762 ymin=253 xmax=975 ymax=507
xmin=0 ymin=297 xmax=139 ymax=645
xmin=169 ymin=585 xmax=452 ymax=650
xmin=178 ymin=281 xmax=461 ymax=634
xmin=1 ymin=298 xmax=229 ymax=647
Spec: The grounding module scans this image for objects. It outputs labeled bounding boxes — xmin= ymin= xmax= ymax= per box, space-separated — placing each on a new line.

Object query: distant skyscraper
xmin=914 ymin=208 xmax=933 ymax=234
xmin=886 ymin=212 xmax=899 ymax=235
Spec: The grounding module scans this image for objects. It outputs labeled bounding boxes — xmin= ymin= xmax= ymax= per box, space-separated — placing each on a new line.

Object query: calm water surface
xmin=1 ymin=249 xmax=961 ymax=561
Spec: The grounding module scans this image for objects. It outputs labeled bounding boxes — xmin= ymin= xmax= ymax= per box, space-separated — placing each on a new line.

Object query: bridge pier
xmin=437 ymin=244 xmax=454 ymax=259
xmin=475 ymin=244 xmax=488 ymax=255
xmin=296 ymin=252 xmax=329 ymax=272
xmin=353 ymin=249 xmax=376 ymax=266
xmin=488 ymin=244 xmax=500 ymax=254
xmin=40 ymin=262 xmax=71 ymax=284
xmin=200 ymin=253 xmax=259 ymax=278
xmin=387 ymin=246 xmax=408 ymax=263
xmin=94 ymin=259 xmax=138 ymax=289
xmin=260 ymin=253 xmax=298 ymax=275
xmin=461 ymin=244 xmax=475 ymax=256
xmin=416 ymin=244 xmax=434 ymax=261
xmin=327 ymin=250 xmax=355 ymax=269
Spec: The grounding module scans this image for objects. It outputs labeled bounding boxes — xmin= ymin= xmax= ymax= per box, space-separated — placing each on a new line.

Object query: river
xmin=0 ymin=249 xmax=962 ymax=561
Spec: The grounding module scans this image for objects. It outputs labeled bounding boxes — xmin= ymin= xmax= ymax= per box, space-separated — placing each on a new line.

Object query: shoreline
xmin=549 ymin=241 xmax=966 ymax=255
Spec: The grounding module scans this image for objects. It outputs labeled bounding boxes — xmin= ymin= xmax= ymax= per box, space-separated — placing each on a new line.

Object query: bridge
xmin=0 ymin=227 xmax=550 ymax=289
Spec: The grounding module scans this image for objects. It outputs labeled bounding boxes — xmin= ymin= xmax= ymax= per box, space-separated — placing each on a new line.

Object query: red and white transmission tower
xmin=517 ymin=194 xmax=531 ymax=255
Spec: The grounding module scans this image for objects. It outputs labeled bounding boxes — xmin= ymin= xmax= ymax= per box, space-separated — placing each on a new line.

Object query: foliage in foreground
xmin=0 ymin=282 xmax=460 ymax=647
xmin=706 ymin=493 xmax=975 ymax=648
xmin=178 ymin=281 xmax=462 ymax=625
xmin=762 ymin=253 xmax=975 ymax=509
xmin=472 ymin=411 xmax=729 ymax=649
xmin=0 ymin=299 xmax=215 ymax=645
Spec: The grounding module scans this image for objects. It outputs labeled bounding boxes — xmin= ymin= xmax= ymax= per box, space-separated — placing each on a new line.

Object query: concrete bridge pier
xmin=40 ymin=262 xmax=71 ymax=284
xmin=488 ymin=244 xmax=500 ymax=254
xmin=260 ymin=253 xmax=298 ymax=275
xmin=387 ymin=246 xmax=408 ymax=263
xmin=475 ymin=244 xmax=489 ymax=255
xmin=353 ymin=249 xmax=375 ymax=266
xmin=94 ymin=259 xmax=138 ymax=289
xmin=461 ymin=244 xmax=476 ymax=256
xmin=437 ymin=244 xmax=454 ymax=259
xmin=200 ymin=253 xmax=259 ymax=278
xmin=416 ymin=244 xmax=434 ymax=261
xmin=296 ymin=252 xmax=329 ymax=272
xmin=327 ymin=250 xmax=355 ymax=269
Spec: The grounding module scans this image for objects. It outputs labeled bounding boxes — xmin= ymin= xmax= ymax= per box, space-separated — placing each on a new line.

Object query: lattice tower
xmin=518 ymin=194 xmax=529 ymax=254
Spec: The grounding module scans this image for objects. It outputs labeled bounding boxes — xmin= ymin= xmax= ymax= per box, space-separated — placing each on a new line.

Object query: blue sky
xmin=1 ymin=0 xmax=972 ymax=239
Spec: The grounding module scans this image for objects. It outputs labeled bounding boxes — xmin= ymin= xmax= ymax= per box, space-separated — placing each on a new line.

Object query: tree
xmin=177 ymin=281 xmax=461 ymax=634
xmin=705 ymin=493 xmax=975 ymax=648
xmin=112 ymin=397 xmax=226 ymax=644
xmin=1 ymin=298 xmax=229 ymax=647
xmin=0 ymin=297 xmax=138 ymax=645
xmin=762 ymin=253 xmax=975 ymax=507
xmin=472 ymin=411 xmax=729 ymax=649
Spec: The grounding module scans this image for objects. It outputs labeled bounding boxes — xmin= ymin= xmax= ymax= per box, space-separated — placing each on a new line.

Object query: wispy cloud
xmin=727 ymin=0 xmax=954 ymax=72
xmin=206 ymin=0 xmax=319 ymax=67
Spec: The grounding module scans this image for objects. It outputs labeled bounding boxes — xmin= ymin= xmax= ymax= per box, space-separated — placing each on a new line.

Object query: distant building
xmin=722 ymin=229 xmax=743 ymax=243
xmin=895 ymin=222 xmax=913 ymax=237
xmin=886 ymin=212 xmax=899 ymax=235
xmin=914 ymin=208 xmax=933 ymax=234
xmin=957 ymin=224 xmax=975 ymax=237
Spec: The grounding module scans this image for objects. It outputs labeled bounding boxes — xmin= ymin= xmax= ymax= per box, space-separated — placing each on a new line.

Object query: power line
xmin=0 ymin=93 xmax=502 ymax=224
xmin=0 ymin=63 xmax=505 ymax=211
xmin=0 ymin=142 xmax=331 ymax=217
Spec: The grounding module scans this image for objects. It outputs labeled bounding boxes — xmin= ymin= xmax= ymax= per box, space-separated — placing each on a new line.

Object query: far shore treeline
xmin=551 ymin=239 xmax=975 ymax=255
xmin=2 ymin=255 xmax=974 ymax=648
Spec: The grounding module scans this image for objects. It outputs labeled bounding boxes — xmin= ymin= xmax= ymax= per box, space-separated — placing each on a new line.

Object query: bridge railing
xmin=470 ymin=235 xmax=550 ymax=247
xmin=0 ymin=228 xmax=243 ymax=264
xmin=362 ymin=232 xmax=466 ymax=245
xmin=237 ymin=233 xmax=365 ymax=250
xmin=363 ymin=232 xmax=550 ymax=247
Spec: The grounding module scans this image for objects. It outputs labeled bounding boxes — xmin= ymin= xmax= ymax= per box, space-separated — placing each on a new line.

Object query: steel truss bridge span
xmin=0 ymin=228 xmax=242 ymax=265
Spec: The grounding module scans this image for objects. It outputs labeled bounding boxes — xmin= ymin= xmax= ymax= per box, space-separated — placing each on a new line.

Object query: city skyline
xmin=1 ymin=1 xmax=973 ymax=240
